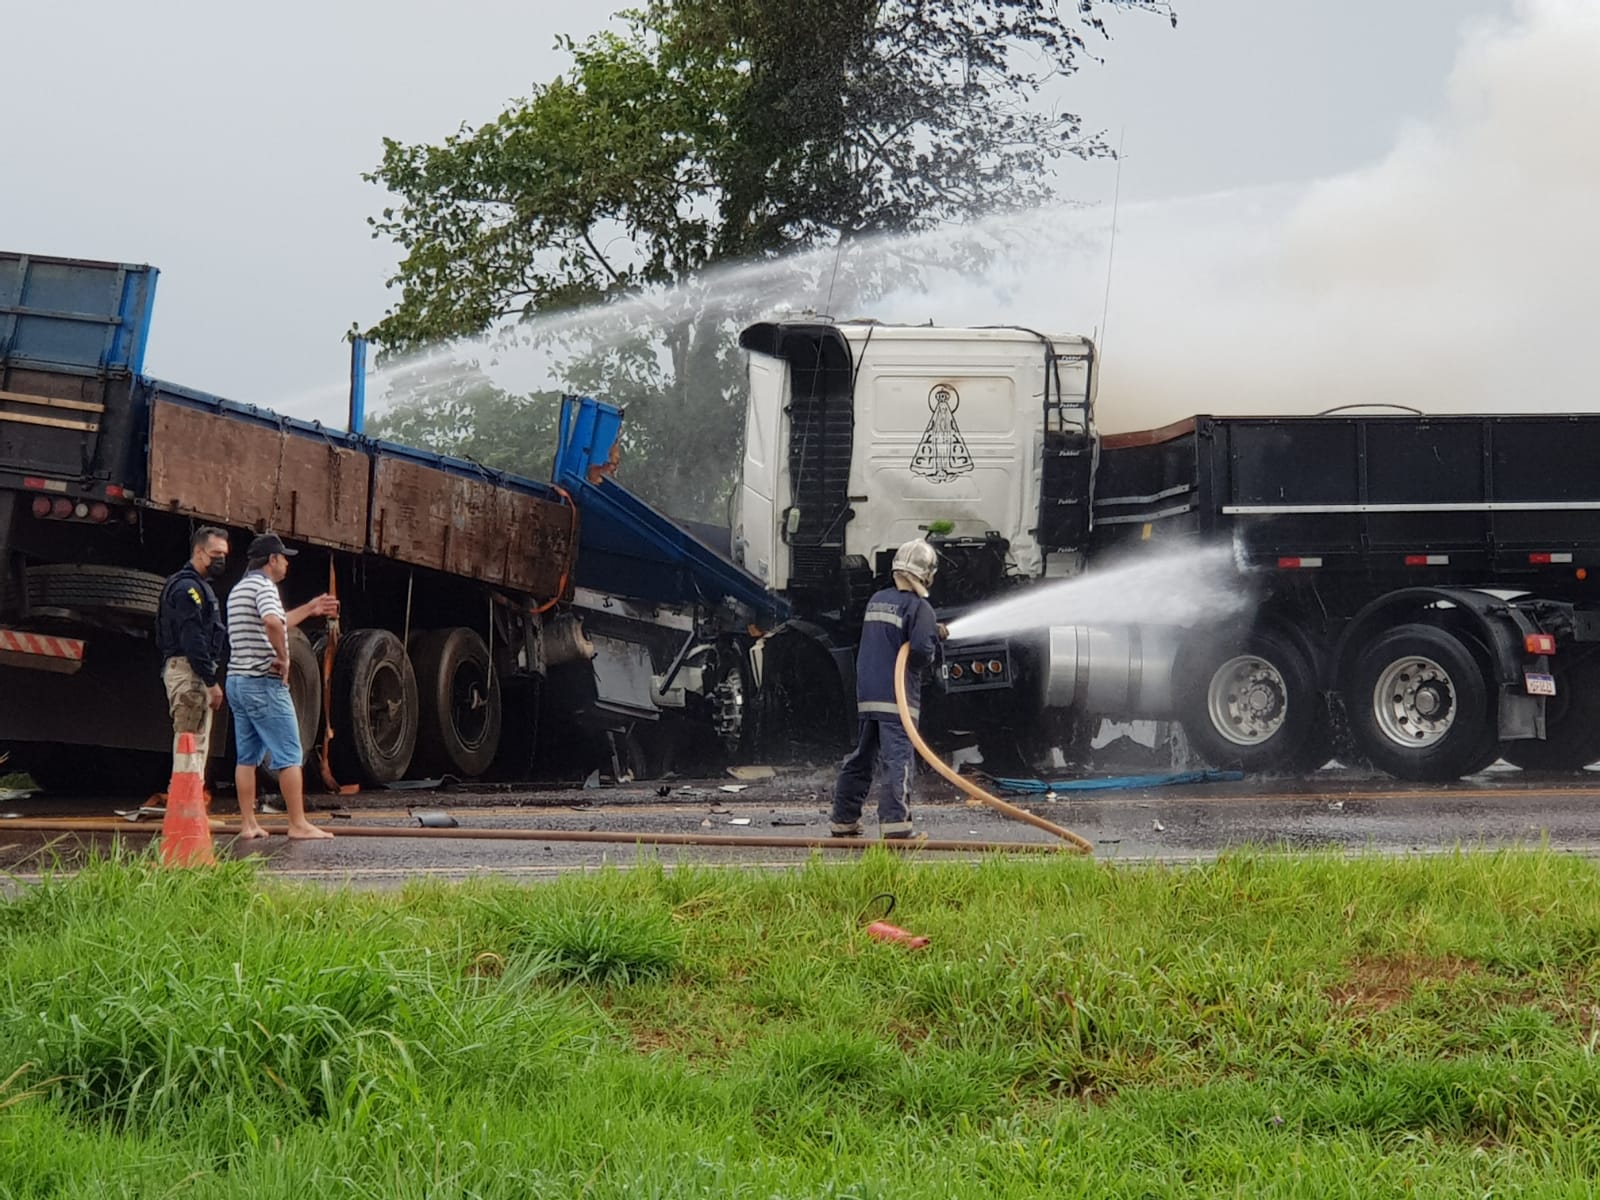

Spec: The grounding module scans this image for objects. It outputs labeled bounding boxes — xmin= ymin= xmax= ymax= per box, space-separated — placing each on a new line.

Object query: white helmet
xmin=891 ymin=538 xmax=938 ymax=597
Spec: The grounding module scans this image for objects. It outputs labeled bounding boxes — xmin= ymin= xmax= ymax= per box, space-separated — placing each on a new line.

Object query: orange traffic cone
xmin=160 ymin=732 xmax=216 ymax=867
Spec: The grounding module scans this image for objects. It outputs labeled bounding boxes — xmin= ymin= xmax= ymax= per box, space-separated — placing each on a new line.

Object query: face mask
xmin=206 ymin=555 xmax=227 ymax=579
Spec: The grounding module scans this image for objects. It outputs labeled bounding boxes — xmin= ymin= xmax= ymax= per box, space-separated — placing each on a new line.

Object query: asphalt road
xmin=6 ymin=763 xmax=1600 ymax=884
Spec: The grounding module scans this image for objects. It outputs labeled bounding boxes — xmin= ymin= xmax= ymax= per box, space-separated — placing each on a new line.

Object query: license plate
xmin=1525 ymin=671 xmax=1557 ymax=696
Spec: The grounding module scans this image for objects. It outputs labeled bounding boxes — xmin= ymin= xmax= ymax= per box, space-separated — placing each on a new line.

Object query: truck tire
xmin=1346 ymin=623 xmax=1499 ymax=782
xmin=286 ymin=628 xmax=322 ymax=767
xmin=330 ymin=628 xmax=418 ymax=785
xmin=410 ymin=627 xmax=502 ymax=778
xmin=1501 ymin=652 xmax=1600 ymax=773
xmin=711 ymin=646 xmax=756 ymax=761
xmin=24 ymin=564 xmax=165 ymax=624
xmin=1179 ymin=628 xmax=1325 ymax=773
xmin=755 ymin=631 xmax=853 ymax=763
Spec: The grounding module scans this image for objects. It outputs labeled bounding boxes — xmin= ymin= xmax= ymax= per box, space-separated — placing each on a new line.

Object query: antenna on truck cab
xmin=1099 ymin=128 xmax=1126 ymax=361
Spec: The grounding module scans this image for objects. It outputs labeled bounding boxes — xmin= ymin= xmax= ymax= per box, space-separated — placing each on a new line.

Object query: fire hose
xmin=894 ymin=642 xmax=1094 ymax=854
xmin=2 ymin=645 xmax=1090 ymax=856
xmin=0 ymin=818 xmax=1058 ymax=855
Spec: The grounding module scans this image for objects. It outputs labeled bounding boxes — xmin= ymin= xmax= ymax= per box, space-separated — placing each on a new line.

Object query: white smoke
xmin=1010 ymin=0 xmax=1600 ymax=432
xmin=321 ymin=0 xmax=1597 ymax=450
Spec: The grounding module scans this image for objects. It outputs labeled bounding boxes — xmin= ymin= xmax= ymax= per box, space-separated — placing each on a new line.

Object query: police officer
xmin=155 ymin=526 xmax=230 ymax=762
xmin=831 ymin=538 xmax=948 ymax=840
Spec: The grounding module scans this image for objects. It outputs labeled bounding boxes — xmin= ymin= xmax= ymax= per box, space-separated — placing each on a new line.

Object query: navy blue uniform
xmin=156 ymin=563 xmax=227 ymax=686
xmin=832 ymin=587 xmax=940 ymax=838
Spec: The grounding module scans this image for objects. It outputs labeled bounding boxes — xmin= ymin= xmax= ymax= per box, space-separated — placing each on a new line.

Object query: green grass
xmin=5 ymin=849 xmax=1600 ymax=1196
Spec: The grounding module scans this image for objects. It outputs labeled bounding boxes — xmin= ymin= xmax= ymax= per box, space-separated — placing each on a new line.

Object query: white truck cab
xmin=735 ymin=321 xmax=1096 ymax=600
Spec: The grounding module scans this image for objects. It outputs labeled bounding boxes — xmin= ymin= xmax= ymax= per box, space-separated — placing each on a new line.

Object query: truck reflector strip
xmin=1528 ymin=552 xmax=1573 ymax=565
xmin=22 ymin=477 xmax=67 ymax=493
xmin=0 ymin=629 xmax=86 ymax=662
xmin=1404 ymin=554 xmax=1450 ymax=566
xmin=1276 ymin=557 xmax=1322 ymax=569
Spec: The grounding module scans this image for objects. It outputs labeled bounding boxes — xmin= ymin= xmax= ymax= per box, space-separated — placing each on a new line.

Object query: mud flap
xmin=1498 ymin=687 xmax=1546 ymax=742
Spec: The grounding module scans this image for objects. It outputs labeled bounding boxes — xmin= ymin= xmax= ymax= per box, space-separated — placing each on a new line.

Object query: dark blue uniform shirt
xmin=155 ymin=563 xmax=228 ymax=686
xmin=854 ymin=586 xmax=939 ymax=720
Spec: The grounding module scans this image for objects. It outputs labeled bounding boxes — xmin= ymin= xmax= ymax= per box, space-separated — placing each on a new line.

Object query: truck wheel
xmin=1180 ymin=628 xmax=1323 ymax=773
xmin=410 ymin=627 xmax=502 ymax=778
xmin=1346 ymin=623 xmax=1498 ymax=782
xmin=757 ymin=631 xmax=853 ymax=763
xmin=24 ymin=564 xmax=165 ymax=625
xmin=286 ymin=628 xmax=322 ymax=766
xmin=711 ymin=647 xmax=755 ymax=760
xmin=1501 ymin=653 xmax=1600 ymax=772
xmin=330 ymin=628 xmax=418 ymax=785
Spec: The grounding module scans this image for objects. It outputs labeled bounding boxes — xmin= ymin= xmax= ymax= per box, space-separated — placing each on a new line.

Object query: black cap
xmin=247 ymin=533 xmax=298 ymax=559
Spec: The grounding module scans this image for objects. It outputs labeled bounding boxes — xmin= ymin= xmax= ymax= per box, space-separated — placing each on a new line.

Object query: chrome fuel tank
xmin=1040 ymin=625 xmax=1182 ymax=717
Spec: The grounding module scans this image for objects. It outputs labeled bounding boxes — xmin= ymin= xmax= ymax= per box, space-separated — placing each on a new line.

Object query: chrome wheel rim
xmin=1373 ymin=655 xmax=1456 ymax=748
xmin=1206 ymin=655 xmax=1290 ymax=747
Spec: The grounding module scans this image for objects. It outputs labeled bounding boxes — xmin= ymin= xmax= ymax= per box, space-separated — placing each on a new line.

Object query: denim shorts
xmin=225 ymin=674 xmax=303 ymax=770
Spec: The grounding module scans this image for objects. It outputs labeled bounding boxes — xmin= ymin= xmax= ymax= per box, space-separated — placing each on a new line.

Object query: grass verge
xmin=3 ymin=847 xmax=1600 ymax=1197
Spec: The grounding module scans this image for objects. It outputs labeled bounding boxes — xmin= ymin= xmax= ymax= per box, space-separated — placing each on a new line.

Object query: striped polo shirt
xmin=226 ymin=570 xmax=287 ymax=676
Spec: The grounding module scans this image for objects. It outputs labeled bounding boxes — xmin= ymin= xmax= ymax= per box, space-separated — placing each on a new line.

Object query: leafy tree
xmin=371 ymin=361 xmax=561 ymax=482
xmin=366 ymin=0 xmax=1176 ymax=517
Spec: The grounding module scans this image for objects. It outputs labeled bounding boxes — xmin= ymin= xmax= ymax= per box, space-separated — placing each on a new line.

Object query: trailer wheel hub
xmin=1374 ymin=656 xmax=1456 ymax=747
xmin=1207 ymin=655 xmax=1289 ymax=747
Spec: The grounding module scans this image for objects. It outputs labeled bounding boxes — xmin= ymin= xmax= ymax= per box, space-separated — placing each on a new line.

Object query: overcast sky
xmin=3 ymin=0 xmax=1511 ymax=424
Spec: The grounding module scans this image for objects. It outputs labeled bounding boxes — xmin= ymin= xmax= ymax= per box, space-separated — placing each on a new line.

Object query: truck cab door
xmin=736 ymin=352 xmax=785 ymax=588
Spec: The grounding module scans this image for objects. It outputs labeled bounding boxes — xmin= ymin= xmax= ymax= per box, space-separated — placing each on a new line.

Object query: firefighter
xmin=830 ymin=538 xmax=948 ymax=839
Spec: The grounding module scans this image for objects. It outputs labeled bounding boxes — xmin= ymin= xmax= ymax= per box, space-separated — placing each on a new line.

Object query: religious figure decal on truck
xmin=910 ymin=384 xmax=974 ymax=483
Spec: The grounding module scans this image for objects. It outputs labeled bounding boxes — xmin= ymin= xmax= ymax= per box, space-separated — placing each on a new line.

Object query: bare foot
xmin=236 ymin=824 xmax=272 ymax=841
xmin=286 ymin=822 xmax=334 ymax=840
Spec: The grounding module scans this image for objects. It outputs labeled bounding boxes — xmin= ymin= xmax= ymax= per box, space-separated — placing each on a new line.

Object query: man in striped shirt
xmin=225 ymin=533 xmax=338 ymax=840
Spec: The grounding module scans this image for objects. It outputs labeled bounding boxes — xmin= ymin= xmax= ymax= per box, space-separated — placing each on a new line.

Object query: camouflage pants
xmin=162 ymin=657 xmax=214 ymax=761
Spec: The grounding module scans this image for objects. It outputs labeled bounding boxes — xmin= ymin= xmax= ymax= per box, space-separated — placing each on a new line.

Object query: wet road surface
xmin=4 ymin=764 xmax=1600 ymax=884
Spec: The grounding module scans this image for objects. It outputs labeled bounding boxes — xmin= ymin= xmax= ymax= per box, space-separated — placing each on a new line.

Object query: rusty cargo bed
xmin=142 ymin=381 xmax=575 ymax=603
